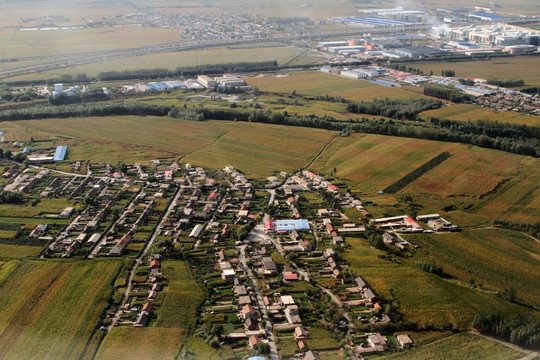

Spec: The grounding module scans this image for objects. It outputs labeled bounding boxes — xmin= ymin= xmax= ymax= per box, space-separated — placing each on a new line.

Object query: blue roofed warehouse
xmin=53 ymin=146 xmax=68 ymax=161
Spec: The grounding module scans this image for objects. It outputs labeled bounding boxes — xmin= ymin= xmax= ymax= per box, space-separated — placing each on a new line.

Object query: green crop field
xmin=342 ymin=237 xmax=539 ymax=329
xmin=245 ymin=72 xmax=423 ymax=101
xmin=0 ymin=244 xmax=44 ymax=258
xmin=95 ymin=327 xmax=184 ymax=360
xmin=404 ymin=228 xmax=540 ymax=306
xmin=155 ymin=260 xmax=205 ymax=329
xmin=410 ymin=56 xmax=540 ymax=87
xmin=0 ymin=198 xmax=80 ymax=218
xmin=376 ymin=332 xmax=522 ymax=360
xmin=419 ymin=104 xmax=540 ymax=128
xmin=0 ymin=259 xmax=123 ymax=360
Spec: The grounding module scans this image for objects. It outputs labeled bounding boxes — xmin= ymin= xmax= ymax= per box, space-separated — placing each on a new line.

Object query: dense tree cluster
xmin=345 ymin=98 xmax=442 ymax=121
xmin=415 ymin=260 xmax=443 ymax=276
xmin=521 ymin=86 xmax=540 ymax=95
xmin=486 ymin=78 xmax=524 ymax=87
xmin=423 ymin=85 xmax=472 ymax=103
xmin=441 ymin=70 xmax=456 ymax=77
xmin=472 ymin=314 xmax=540 ymax=348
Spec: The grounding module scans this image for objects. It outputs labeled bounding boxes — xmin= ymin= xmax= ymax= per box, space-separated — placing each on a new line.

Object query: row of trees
xmin=345 ymin=98 xmax=442 ymax=121
xmin=384 ymin=152 xmax=451 ymax=194
xmin=487 ymin=78 xmax=524 ymax=87
xmin=96 ymin=61 xmax=279 ymax=81
xmin=492 ymin=219 xmax=540 ymax=239
xmin=472 ymin=314 xmax=540 ymax=349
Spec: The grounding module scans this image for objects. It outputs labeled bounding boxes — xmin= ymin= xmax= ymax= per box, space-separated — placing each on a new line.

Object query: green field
xmin=404 ymin=228 xmax=540 ymax=306
xmin=411 ymin=56 xmax=540 ymax=87
xmin=375 ymin=332 xmax=523 ymax=360
xmin=419 ymin=104 xmax=540 ymax=128
xmin=0 ymin=244 xmax=44 ymax=258
xmin=246 ymin=72 xmax=423 ymax=101
xmin=0 ymin=198 xmax=80 ymax=217
xmin=342 ymin=237 xmax=539 ymax=329
xmin=155 ymin=260 xmax=205 ymax=329
xmin=0 ymin=259 xmax=123 ymax=360
xmin=94 ymin=327 xmax=184 ymax=360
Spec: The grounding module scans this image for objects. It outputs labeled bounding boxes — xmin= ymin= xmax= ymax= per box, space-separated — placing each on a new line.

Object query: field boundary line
xmin=305 ymin=134 xmax=339 ymax=170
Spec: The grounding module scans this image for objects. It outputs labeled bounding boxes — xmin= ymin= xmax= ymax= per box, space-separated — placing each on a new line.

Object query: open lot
xmin=404 ymin=228 xmax=540 ymax=306
xmin=245 ymin=72 xmax=423 ymax=101
xmin=0 ymin=259 xmax=123 ymax=360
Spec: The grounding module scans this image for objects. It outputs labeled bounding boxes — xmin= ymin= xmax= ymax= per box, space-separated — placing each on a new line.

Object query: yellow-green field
xmin=404 ymin=228 xmax=540 ymax=306
xmin=0 ymin=116 xmax=334 ymax=177
xmin=95 ymin=327 xmax=184 ymax=360
xmin=420 ymin=104 xmax=540 ymax=128
xmin=246 ymin=72 xmax=423 ymax=101
xmin=411 ymin=56 xmax=540 ymax=87
xmin=343 ymin=237 xmax=539 ymax=329
xmin=376 ymin=332 xmax=523 ymax=360
xmin=3 ymin=46 xmax=322 ymax=82
xmin=310 ymin=133 xmax=540 ymax=222
xmin=0 ymin=259 xmax=123 ymax=360
xmin=0 ymin=27 xmax=182 ymax=60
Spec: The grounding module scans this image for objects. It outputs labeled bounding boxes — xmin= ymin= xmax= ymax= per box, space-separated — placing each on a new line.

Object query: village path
xmin=107 ymin=185 xmax=184 ymax=331
xmin=238 ymin=244 xmax=279 ymax=360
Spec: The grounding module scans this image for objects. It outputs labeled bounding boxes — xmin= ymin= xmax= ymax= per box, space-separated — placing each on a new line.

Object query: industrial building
xmin=197 ymin=75 xmax=217 ymax=88
xmin=274 ymin=219 xmax=310 ymax=232
xmin=448 ymin=25 xmax=540 ymax=47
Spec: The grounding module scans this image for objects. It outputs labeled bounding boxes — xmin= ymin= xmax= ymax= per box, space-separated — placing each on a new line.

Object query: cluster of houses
xmin=50 ymin=183 xmax=122 ymax=258
xmin=132 ymin=254 xmax=163 ymax=327
xmin=4 ymin=169 xmax=50 ymax=193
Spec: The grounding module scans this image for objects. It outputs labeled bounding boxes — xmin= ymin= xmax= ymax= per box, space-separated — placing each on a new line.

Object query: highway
xmin=0 ymin=24 xmax=430 ymax=79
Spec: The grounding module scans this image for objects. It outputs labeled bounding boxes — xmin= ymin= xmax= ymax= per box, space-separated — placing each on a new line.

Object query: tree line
xmin=1 ymin=101 xmax=538 ymax=157
xmin=345 ymin=98 xmax=442 ymax=121
xmin=486 ymin=78 xmax=524 ymax=87
xmin=384 ymin=152 xmax=451 ymax=194
xmin=472 ymin=314 xmax=540 ymax=349
xmin=96 ymin=61 xmax=279 ymax=81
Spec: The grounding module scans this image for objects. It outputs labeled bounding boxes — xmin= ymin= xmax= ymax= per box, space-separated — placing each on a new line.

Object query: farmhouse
xmin=397 ymin=334 xmax=414 ymax=348
xmin=133 ymin=311 xmax=149 ymax=327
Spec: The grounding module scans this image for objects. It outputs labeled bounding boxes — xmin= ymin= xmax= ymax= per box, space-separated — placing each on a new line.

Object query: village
xmin=0 ymin=149 xmax=461 ymax=359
